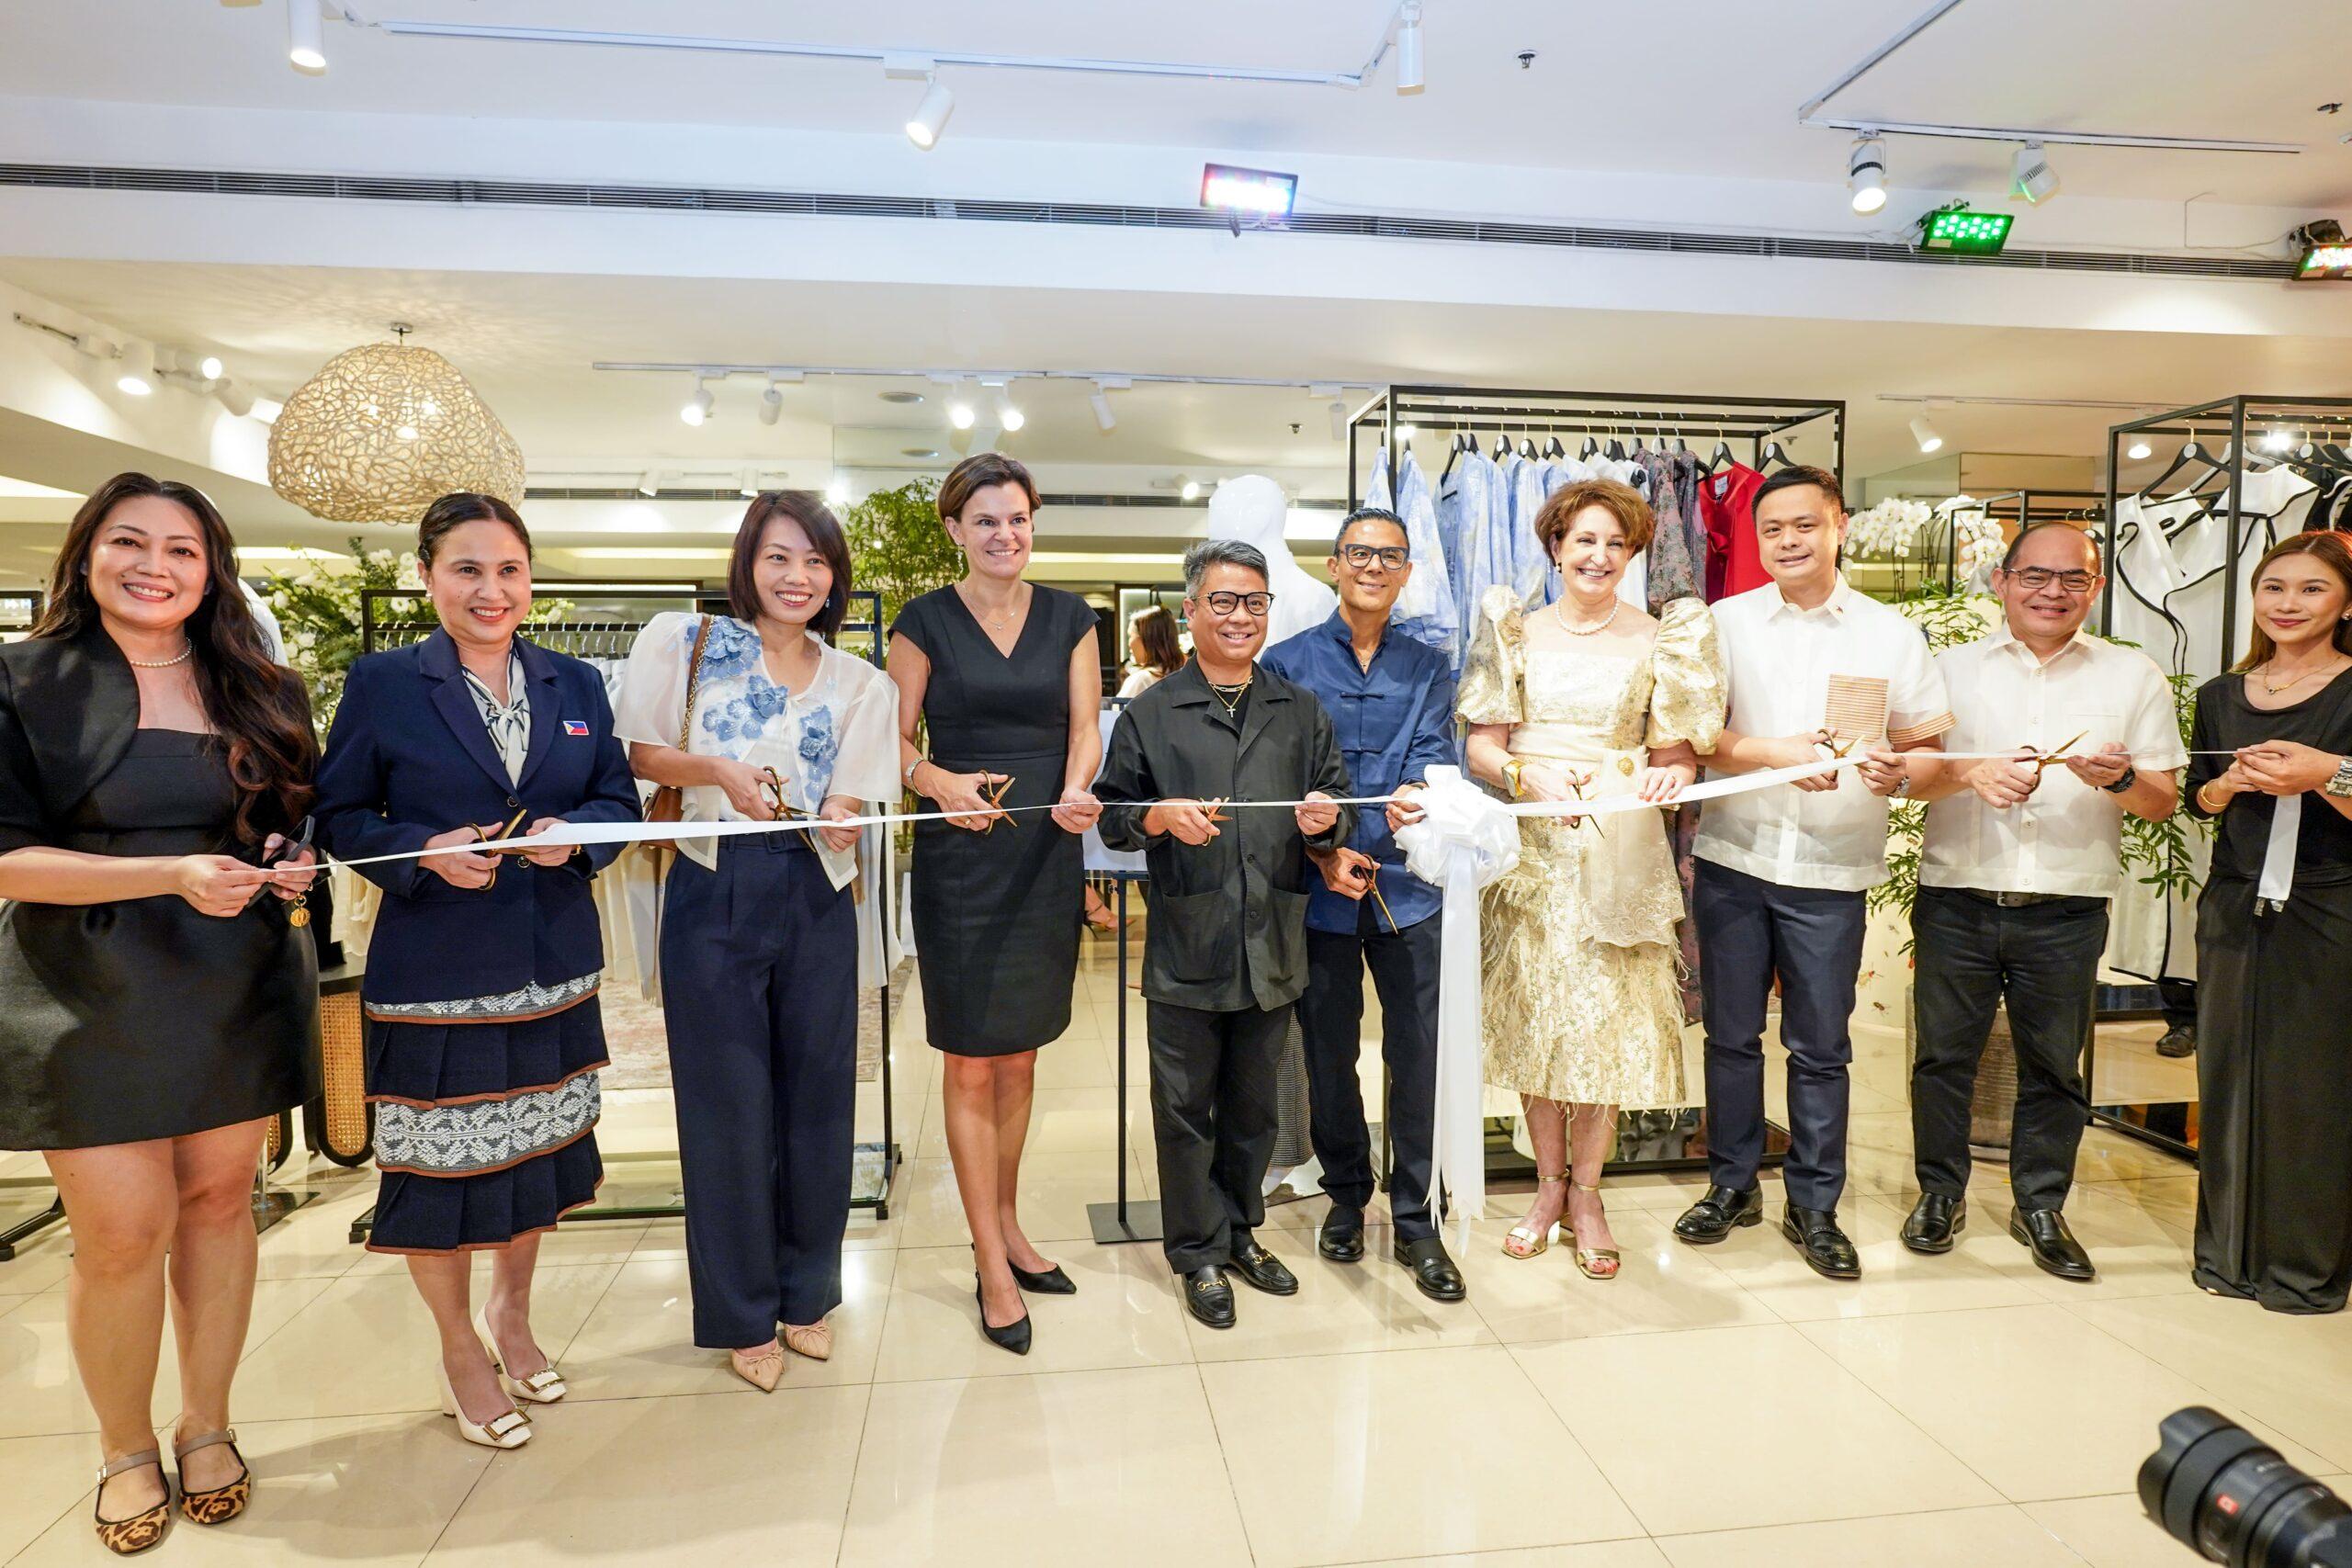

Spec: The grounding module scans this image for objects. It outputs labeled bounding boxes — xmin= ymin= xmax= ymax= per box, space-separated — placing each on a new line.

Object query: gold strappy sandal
xmin=1502 ymin=1172 xmax=1567 ymax=1260
xmin=1563 ymin=1180 xmax=1623 ymax=1280
xmin=92 ymin=1450 xmax=171 ymax=1556
xmin=173 ymin=1429 xmax=251 ymax=1525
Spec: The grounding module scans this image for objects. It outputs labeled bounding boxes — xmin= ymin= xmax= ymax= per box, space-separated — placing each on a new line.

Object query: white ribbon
xmin=2258 ymin=795 xmax=2301 ymax=908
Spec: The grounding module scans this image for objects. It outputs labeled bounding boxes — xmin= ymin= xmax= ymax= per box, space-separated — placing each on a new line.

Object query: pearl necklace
xmin=1554 ymin=599 xmax=1619 ymax=638
xmin=126 ymin=645 xmax=193 ymax=670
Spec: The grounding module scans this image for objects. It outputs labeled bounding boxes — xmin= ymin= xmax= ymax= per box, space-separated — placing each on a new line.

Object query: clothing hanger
xmin=2140 ymin=435 xmax=2219 ymax=499
xmin=1604 ymin=422 xmax=1628 ymax=462
xmin=1440 ymin=430 xmax=1464 ymax=482
xmin=1543 ymin=434 xmax=1566 ymax=460
xmin=1518 ymin=436 xmax=1538 ymax=460
xmin=1706 ymin=427 xmax=1737 ymax=474
xmin=1759 ymin=440 xmax=1797 ymax=469
xmin=1492 ymin=432 xmax=1512 ymax=462
xmin=1577 ymin=433 xmax=1600 ymax=461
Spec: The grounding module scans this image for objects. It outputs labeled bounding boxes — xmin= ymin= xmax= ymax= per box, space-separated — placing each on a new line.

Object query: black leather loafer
xmin=1393 ymin=1235 xmax=1467 ymax=1303
xmin=1781 ymin=1206 xmax=1861 ymax=1280
xmin=1182 ymin=1267 xmax=1236 ymax=1329
xmin=1229 ymin=1240 xmax=1299 ymax=1296
xmin=1318 ymin=1206 xmax=1366 ymax=1264
xmin=2154 ymin=1026 xmax=2196 ymax=1059
xmin=1009 ymin=1261 xmax=1077 ymax=1296
xmin=1900 ymin=1192 xmax=1967 ymax=1254
xmin=1673 ymin=1184 xmax=1766 ymax=1245
xmin=2010 ymin=1207 xmax=2096 ymax=1280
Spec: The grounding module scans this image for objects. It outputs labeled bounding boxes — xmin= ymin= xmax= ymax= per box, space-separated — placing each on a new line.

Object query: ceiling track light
xmin=638 ymin=470 xmax=660 ymax=497
xmin=1180 ymin=478 xmax=1201 ymax=502
xmin=2011 ymin=141 xmax=2060 ymax=204
xmin=759 ymin=377 xmax=784 ymax=426
xmin=1087 ymin=376 xmax=1128 ymax=434
xmin=115 ymin=341 xmax=156 ymax=397
xmin=1394 ymin=1 xmax=1424 ymax=95
xmin=2126 ymin=438 xmax=2154 ymax=461
xmin=212 ymin=378 xmax=257 ymax=418
xmin=1848 ymin=134 xmax=1888 ymax=215
xmin=1328 ymin=399 xmax=1349 ymax=442
xmin=905 ymin=75 xmax=955 ymax=150
xmin=1908 ymin=415 xmax=1944 ymax=455
xmin=681 ymin=377 xmax=714 ymax=426
xmin=288 ymin=0 xmax=326 ymax=73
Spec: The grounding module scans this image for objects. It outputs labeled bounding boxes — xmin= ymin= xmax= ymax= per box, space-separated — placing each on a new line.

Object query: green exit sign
xmin=1920 ymin=208 xmax=2015 ymax=254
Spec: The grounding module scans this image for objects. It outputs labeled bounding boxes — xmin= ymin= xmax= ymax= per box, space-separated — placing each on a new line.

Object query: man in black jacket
xmin=1097 ymin=538 xmax=1355 ymax=1329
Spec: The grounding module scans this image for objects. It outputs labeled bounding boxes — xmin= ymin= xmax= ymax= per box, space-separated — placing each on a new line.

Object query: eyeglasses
xmin=1337 ymin=544 xmax=1409 ymax=570
xmin=2005 ymin=568 xmax=2098 ymax=593
xmin=1199 ymin=591 xmax=1274 ymax=617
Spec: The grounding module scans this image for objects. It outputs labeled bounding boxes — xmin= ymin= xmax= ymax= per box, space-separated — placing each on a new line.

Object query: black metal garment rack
xmin=1344 ymin=384 xmax=1843 ymax=1190
xmin=343 ymin=582 xmax=904 ymax=1242
xmin=2089 ymin=396 xmax=2352 ymax=1164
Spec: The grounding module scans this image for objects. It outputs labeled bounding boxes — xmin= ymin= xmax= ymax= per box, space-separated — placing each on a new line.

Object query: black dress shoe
xmin=1229 ymin=1240 xmax=1299 ymax=1296
xmin=1318 ymin=1206 xmax=1366 ymax=1264
xmin=1781 ymin=1206 xmax=1862 ymax=1280
xmin=1901 ymin=1193 xmax=1967 ymax=1255
xmin=2154 ymin=1026 xmax=2196 ymax=1059
xmin=1182 ymin=1267 xmax=1236 ymax=1329
xmin=2010 ymin=1207 xmax=2096 ymax=1280
xmin=1392 ymin=1235 xmax=1466 ymax=1303
xmin=1009 ymin=1261 xmax=1077 ymax=1295
xmin=1673 ymin=1184 xmax=1766 ymax=1245
xmin=973 ymin=1278 xmax=1032 ymax=1356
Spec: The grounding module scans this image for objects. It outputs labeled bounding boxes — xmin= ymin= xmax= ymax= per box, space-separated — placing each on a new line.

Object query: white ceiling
xmin=0 ymin=1 xmax=2347 ymax=208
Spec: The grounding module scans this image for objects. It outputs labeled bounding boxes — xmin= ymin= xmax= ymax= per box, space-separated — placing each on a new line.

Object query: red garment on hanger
xmin=1699 ymin=463 xmax=1770 ymax=600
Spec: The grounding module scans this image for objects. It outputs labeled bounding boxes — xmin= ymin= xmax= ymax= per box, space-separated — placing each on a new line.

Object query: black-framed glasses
xmin=1337 ymin=544 xmax=1410 ymax=570
xmin=1200 ymin=591 xmax=1274 ymax=616
xmin=2005 ymin=568 xmax=2097 ymax=593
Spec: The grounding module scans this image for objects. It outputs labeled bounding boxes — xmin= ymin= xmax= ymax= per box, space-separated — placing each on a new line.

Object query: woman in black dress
xmin=889 ymin=453 xmax=1102 ymax=1353
xmin=2185 ymin=531 xmax=2352 ymax=1314
xmin=0 ymin=474 xmax=319 ymax=1553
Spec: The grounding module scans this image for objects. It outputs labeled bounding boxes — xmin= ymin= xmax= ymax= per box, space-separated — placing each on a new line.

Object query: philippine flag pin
xmin=563 ymin=719 xmax=590 ymax=737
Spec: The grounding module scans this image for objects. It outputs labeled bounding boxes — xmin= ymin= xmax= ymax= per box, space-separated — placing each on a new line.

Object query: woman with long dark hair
xmin=0 ymin=473 xmax=320 ymax=1553
xmin=617 ymin=491 xmax=899 ymax=1390
xmin=2185 ymin=530 xmax=2352 ymax=1313
xmin=313 ymin=493 xmax=640 ymax=1445
xmin=1118 ymin=604 xmax=1184 ymax=699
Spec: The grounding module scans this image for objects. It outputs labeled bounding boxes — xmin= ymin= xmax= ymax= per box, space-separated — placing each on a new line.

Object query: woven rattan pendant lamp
xmin=267 ymin=323 xmax=526 ymax=523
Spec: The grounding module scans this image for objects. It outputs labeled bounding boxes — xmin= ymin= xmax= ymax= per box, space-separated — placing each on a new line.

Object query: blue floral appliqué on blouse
xmin=797 ymin=705 xmax=840 ymax=775
xmin=701 ymin=677 xmax=794 ymax=747
xmin=687 ymin=615 xmax=762 ymax=679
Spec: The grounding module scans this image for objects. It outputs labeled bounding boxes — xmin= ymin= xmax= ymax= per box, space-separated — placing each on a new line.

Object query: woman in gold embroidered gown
xmin=1459 ymin=478 xmax=1725 ymax=1277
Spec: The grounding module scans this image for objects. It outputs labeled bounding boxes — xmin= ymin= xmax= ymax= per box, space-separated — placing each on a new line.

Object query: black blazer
xmin=0 ymin=618 xmax=307 ymax=852
xmin=313 ymin=630 xmax=639 ymax=1010
xmin=1096 ymin=660 xmax=1353 ymax=1012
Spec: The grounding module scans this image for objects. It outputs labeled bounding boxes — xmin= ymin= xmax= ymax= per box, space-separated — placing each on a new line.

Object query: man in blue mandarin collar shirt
xmin=1261 ymin=506 xmax=1465 ymax=1303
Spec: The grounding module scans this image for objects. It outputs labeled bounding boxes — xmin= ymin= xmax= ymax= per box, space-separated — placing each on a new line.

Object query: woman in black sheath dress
xmin=0 ymin=474 xmax=319 ymax=1552
xmin=889 ymin=453 xmax=1103 ymax=1354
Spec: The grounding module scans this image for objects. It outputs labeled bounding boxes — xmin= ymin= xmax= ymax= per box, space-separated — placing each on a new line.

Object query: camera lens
xmin=2141 ymin=1407 xmax=2351 ymax=1566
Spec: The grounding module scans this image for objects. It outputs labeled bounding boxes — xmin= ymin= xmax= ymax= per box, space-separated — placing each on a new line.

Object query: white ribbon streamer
xmin=2258 ymin=794 xmax=2301 ymax=907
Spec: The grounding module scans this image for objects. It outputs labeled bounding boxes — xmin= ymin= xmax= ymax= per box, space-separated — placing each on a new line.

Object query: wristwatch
xmin=1500 ymin=758 xmax=1527 ymax=799
xmin=2101 ymin=766 xmax=2139 ymax=795
xmin=2328 ymin=757 xmax=2352 ymax=798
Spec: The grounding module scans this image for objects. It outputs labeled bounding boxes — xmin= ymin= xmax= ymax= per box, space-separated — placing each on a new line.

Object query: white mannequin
xmin=1204 ymin=475 xmax=1335 ymax=646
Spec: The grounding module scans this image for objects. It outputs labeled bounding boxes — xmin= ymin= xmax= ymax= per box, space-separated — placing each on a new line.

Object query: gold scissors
xmin=972 ymin=773 xmax=1016 ymax=835
xmin=1349 ymin=858 xmax=1399 ymax=932
xmin=2022 ymin=731 xmax=2087 ymax=779
xmin=468 ymin=805 xmax=534 ymax=887
xmin=755 ymin=766 xmax=809 ymax=822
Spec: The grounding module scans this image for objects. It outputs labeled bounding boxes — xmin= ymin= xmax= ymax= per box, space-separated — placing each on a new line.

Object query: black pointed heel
xmin=974 ymin=1277 xmax=1033 ymax=1356
xmin=1008 ymin=1261 xmax=1077 ymax=1295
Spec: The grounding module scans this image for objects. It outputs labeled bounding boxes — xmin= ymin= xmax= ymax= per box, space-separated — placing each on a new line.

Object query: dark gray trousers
xmin=1145 ymin=999 xmax=1289 ymax=1274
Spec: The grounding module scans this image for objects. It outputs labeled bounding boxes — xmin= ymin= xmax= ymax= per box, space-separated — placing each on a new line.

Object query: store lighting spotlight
xmin=115 ymin=340 xmax=155 ymax=397
xmin=905 ymin=76 xmax=955 ymax=150
xmin=196 ymin=352 xmax=225 ymax=381
xmin=212 ymin=378 xmax=256 ymax=419
xmin=1394 ymin=1 xmax=1425 ymax=95
xmin=739 ymin=468 xmax=759 ymax=498
xmin=759 ymin=378 xmax=784 ymax=426
xmin=2264 ymin=425 xmax=2298 ymax=454
xmin=2126 ymin=438 xmax=2154 ymax=461
xmin=2012 ymin=141 xmax=2060 ymax=205
xmin=1909 ymin=415 xmax=1944 ymax=455
xmin=1849 ymin=135 xmax=1888 ymax=215
xmin=287 ymin=0 xmax=326 ymax=73
xmin=997 ymin=390 xmax=1025 ymax=433
xmin=681 ymin=379 xmax=714 ymax=426
xmin=1329 ymin=399 xmax=1348 ymax=442
xmin=638 ymin=471 xmax=660 ymax=497
xmin=826 ymin=477 xmax=851 ymax=506
xmin=1089 ymin=388 xmax=1116 ymax=432
xmin=947 ymin=396 xmax=976 ymax=430
xmin=1180 ymin=479 xmax=1201 ymax=502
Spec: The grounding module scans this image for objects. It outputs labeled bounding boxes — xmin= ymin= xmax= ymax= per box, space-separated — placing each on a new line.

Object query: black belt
xmin=1950 ymin=886 xmax=2079 ymax=908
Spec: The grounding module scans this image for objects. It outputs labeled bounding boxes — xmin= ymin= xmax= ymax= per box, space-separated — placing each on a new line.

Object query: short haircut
xmin=1183 ymin=537 xmax=1269 ymax=597
xmin=1998 ymin=519 xmax=2101 ymax=572
xmin=1534 ymin=478 xmax=1655 ymax=558
xmin=729 ymin=490 xmax=855 ymax=638
xmin=937 ymin=451 xmax=1038 ymax=524
xmin=1753 ymin=464 xmax=1845 ymax=516
xmin=1333 ymin=505 xmax=1408 ymax=554
xmin=417 ymin=491 xmax=530 ymax=567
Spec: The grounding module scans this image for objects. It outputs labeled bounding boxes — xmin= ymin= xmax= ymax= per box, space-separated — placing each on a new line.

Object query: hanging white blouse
xmin=614 ymin=612 xmax=902 ymax=888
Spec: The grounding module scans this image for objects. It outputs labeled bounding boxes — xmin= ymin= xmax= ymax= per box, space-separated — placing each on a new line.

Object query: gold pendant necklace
xmin=2261 ymin=659 xmax=2346 ymax=696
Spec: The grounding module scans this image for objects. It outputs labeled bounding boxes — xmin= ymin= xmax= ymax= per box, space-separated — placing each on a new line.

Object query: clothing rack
xmin=2089 ymin=396 xmax=2352 ymax=1162
xmin=345 ymin=582 xmax=905 ymax=1243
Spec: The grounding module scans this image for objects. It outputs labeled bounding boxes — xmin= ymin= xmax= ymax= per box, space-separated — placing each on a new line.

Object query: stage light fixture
xmin=1394 ymin=1 xmax=1424 ymax=94
xmin=1909 ymin=415 xmax=1943 ymax=454
xmin=2012 ymin=141 xmax=2060 ymax=205
xmin=1848 ymin=135 xmax=1888 ymax=215
xmin=906 ymin=77 xmax=955 ymax=149
xmin=1919 ymin=205 xmax=2014 ymax=254
xmin=288 ymin=0 xmax=326 ymax=73
xmin=1200 ymin=163 xmax=1298 ymax=220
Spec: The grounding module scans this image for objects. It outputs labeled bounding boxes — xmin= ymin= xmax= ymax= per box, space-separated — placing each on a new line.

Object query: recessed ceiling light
xmin=878 ymin=390 xmax=926 ymax=405
xmin=900 ymin=447 xmax=942 ymax=459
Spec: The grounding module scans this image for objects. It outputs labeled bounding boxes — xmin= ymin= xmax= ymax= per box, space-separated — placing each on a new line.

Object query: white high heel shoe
xmin=439 ymin=1365 xmax=531 ymax=1450
xmin=474 ymin=1304 xmax=568 ymax=1404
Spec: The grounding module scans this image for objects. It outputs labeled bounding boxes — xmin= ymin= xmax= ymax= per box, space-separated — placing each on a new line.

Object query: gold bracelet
xmin=1500 ymin=758 xmax=1526 ymax=799
xmin=2196 ymin=781 xmax=2232 ymax=813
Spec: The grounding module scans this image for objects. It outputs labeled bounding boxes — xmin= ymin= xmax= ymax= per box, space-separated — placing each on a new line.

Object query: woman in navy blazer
xmin=314 ymin=493 xmax=637 ymax=1451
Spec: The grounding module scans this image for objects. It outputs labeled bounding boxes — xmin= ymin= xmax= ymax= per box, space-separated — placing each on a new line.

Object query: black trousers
xmin=662 ymin=838 xmax=857 ymax=1348
xmin=2158 ymin=976 xmax=2198 ymax=1035
xmin=1693 ymin=858 xmax=1867 ymax=1212
xmin=1910 ymin=886 xmax=2106 ymax=1212
xmin=1145 ymin=998 xmax=1289 ymax=1274
xmin=1296 ymin=910 xmax=1442 ymax=1241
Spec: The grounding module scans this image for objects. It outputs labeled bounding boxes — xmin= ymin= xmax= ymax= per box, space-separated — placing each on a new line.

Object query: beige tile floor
xmin=2 ymin=947 xmax=2346 ymax=1567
